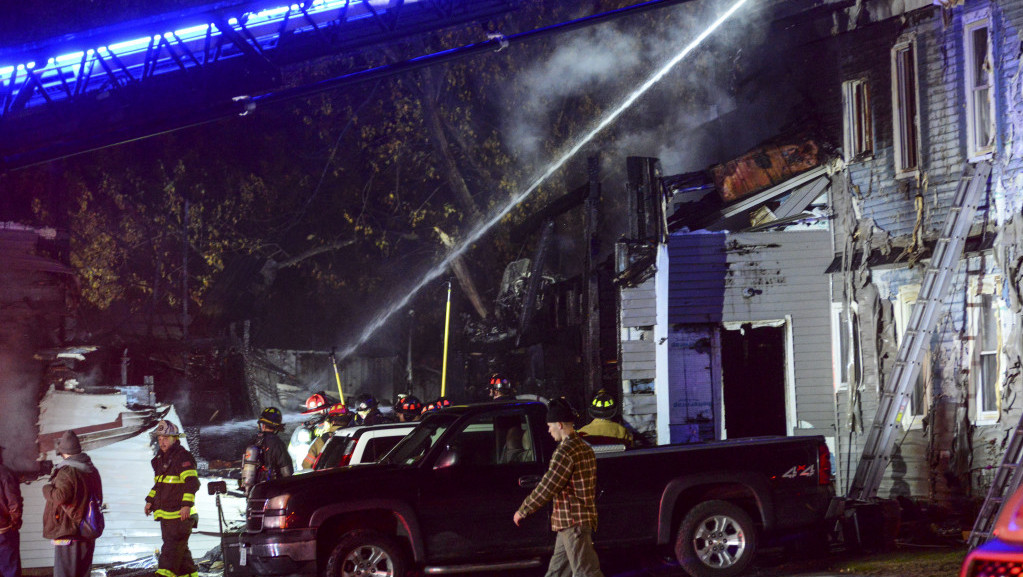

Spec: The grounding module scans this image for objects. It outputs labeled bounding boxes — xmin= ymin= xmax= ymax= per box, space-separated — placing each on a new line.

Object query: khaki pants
xmin=544 ymin=525 xmax=604 ymax=577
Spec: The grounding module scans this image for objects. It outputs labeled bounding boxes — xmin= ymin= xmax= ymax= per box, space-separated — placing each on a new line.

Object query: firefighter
xmin=287 ymin=392 xmax=330 ymax=467
xmin=242 ymin=408 xmax=293 ymax=494
xmin=394 ymin=395 xmax=423 ymax=422
xmin=578 ymin=389 xmax=633 ymax=448
xmin=354 ymin=395 xmax=391 ymax=426
xmin=301 ymin=403 xmax=354 ymax=470
xmin=488 ymin=373 xmax=517 ymax=400
xmin=145 ymin=421 xmax=198 ymax=577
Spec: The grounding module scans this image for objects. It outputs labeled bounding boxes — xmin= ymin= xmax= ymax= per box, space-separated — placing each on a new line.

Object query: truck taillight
xmin=818 ymin=442 xmax=833 ymax=485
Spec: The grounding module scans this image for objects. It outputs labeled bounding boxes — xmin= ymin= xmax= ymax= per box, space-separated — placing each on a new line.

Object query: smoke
xmin=199 ymin=412 xmax=309 ymax=437
xmin=501 ymin=0 xmax=774 ymax=176
xmin=0 ymin=345 xmax=44 ymax=472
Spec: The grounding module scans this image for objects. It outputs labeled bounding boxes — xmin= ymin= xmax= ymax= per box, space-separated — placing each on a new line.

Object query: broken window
xmin=970 ymin=275 xmax=1003 ymax=423
xmin=842 ymin=78 xmax=873 ymax=160
xmin=891 ymin=37 xmax=920 ymax=177
xmin=964 ymin=13 xmax=995 ymax=159
xmin=831 ymin=302 xmax=861 ymax=391
xmin=895 ymin=285 xmax=928 ymax=424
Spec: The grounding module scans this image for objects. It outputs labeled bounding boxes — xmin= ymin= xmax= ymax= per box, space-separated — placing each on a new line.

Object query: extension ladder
xmin=846 ymin=161 xmax=991 ymax=502
xmin=969 ymin=415 xmax=1023 ymax=547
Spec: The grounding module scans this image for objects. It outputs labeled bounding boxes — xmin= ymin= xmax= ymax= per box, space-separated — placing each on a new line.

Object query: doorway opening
xmin=721 ymin=323 xmax=787 ymax=438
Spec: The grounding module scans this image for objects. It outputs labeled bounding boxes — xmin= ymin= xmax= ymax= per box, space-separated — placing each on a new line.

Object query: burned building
xmin=616 ymin=0 xmax=1023 ymax=511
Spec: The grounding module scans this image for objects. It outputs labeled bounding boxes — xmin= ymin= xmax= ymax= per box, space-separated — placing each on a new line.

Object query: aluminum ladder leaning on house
xmin=969 ymin=414 xmax=1023 ymax=547
xmin=846 ymin=160 xmax=992 ymax=503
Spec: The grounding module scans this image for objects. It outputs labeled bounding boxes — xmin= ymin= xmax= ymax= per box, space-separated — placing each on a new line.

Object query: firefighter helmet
xmin=396 ymin=395 xmax=423 ymax=417
xmin=588 ymin=389 xmax=618 ymax=419
xmin=301 ymin=392 xmax=330 ymax=415
xmin=488 ymin=373 xmax=514 ymax=392
xmin=422 ymin=397 xmax=451 ymax=414
xmin=152 ymin=420 xmax=182 ymax=438
xmin=357 ymin=395 xmax=379 ymax=412
xmin=325 ymin=403 xmax=351 ymax=426
xmin=259 ymin=407 xmax=284 ymax=430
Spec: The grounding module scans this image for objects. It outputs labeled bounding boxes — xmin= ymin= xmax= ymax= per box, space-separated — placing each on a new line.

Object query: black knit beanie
xmin=546 ymin=397 xmax=577 ymax=424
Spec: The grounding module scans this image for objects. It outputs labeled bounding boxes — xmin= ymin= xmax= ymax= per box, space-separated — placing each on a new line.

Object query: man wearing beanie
xmin=513 ymin=397 xmax=604 ymax=577
xmin=42 ymin=431 xmax=103 ymax=577
xmin=145 ymin=421 xmax=199 ymax=577
xmin=0 ymin=446 xmax=23 ymax=577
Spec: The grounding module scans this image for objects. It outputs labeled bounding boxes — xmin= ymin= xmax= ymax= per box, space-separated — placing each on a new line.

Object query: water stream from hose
xmin=338 ymin=0 xmax=752 ymax=359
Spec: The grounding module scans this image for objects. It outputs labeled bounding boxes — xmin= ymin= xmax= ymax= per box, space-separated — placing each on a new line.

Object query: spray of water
xmin=338 ymin=0 xmax=751 ymax=359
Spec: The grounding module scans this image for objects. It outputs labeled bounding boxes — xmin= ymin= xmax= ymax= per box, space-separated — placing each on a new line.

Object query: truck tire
xmin=324 ymin=530 xmax=410 ymax=577
xmin=675 ymin=500 xmax=757 ymax=577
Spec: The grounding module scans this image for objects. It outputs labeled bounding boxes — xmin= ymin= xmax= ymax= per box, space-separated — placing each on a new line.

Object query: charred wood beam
xmin=435 ymin=227 xmax=488 ymax=320
xmin=515 ymin=220 xmax=554 ymax=347
xmin=510 ymin=183 xmax=587 ymax=244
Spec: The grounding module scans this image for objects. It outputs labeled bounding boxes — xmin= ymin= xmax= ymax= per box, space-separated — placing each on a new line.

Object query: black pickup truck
xmin=234 ymin=401 xmax=834 ymax=577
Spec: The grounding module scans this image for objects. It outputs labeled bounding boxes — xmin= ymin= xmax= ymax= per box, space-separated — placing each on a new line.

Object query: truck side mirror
xmin=433 ymin=444 xmax=460 ymax=470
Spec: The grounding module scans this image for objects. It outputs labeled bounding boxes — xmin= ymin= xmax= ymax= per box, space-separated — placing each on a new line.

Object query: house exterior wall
xmin=617 ymin=0 xmax=1023 ymax=505
xmin=619 ymin=276 xmax=659 ymax=440
xmin=665 ymin=229 xmax=834 ymax=440
xmin=827 ymin=0 xmax=1023 ymax=505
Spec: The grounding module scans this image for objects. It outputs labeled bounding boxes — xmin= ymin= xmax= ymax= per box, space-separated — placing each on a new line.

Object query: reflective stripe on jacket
xmin=146 ymin=442 xmax=199 ymax=520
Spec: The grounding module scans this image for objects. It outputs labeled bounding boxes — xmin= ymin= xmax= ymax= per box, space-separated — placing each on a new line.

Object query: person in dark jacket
xmin=487 ymin=373 xmax=517 ymax=400
xmin=354 ymin=395 xmax=392 ymax=426
xmin=250 ymin=408 xmax=294 ymax=481
xmin=0 ymin=446 xmax=23 ymax=577
xmin=145 ymin=421 xmax=198 ymax=577
xmin=42 ymin=431 xmax=102 ymax=577
xmin=301 ymin=404 xmax=353 ymax=470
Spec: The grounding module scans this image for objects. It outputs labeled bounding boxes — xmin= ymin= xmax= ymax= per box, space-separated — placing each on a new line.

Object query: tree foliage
xmin=12 ymin=0 xmax=751 ymax=348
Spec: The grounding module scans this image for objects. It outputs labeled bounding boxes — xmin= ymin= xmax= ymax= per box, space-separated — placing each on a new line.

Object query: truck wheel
xmin=675 ymin=500 xmax=757 ymax=577
xmin=324 ymin=530 xmax=409 ymax=577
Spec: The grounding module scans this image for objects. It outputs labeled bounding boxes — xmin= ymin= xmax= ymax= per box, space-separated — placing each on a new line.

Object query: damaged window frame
xmin=842 ymin=77 xmax=873 ymax=161
xmin=895 ymin=284 xmax=928 ymax=426
xmin=964 ymin=9 xmax=995 ymax=161
xmin=891 ymin=35 xmax=921 ymax=179
xmin=831 ymin=302 xmax=862 ymax=392
xmin=970 ymin=275 xmax=1003 ymax=424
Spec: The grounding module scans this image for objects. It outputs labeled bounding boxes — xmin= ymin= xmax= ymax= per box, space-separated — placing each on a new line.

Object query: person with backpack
xmin=145 ymin=421 xmax=199 ymax=577
xmin=0 ymin=446 xmax=23 ymax=577
xmin=42 ymin=430 xmax=103 ymax=577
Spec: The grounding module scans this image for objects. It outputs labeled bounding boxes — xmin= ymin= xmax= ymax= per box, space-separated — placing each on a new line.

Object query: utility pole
xmin=583 ymin=156 xmax=602 ymax=402
xmin=182 ymin=199 xmax=189 ymax=342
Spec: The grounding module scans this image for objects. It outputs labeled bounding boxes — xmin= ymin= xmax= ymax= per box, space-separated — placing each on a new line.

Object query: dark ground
xmin=466 ymin=542 xmax=968 ymax=577
xmin=21 ymin=542 xmax=968 ymax=577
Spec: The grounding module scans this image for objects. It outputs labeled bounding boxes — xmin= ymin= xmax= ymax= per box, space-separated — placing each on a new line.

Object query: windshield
xmin=382 ymin=414 xmax=458 ymax=465
xmin=314 ymin=435 xmax=354 ymax=470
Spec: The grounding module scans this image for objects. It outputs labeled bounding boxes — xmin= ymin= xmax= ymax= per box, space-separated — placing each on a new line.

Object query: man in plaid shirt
xmin=513 ymin=397 xmax=604 ymax=577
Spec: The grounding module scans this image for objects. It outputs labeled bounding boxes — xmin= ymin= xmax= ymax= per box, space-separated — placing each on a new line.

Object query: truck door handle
xmin=519 ymin=475 xmax=541 ymax=488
